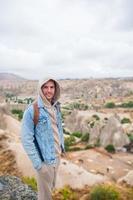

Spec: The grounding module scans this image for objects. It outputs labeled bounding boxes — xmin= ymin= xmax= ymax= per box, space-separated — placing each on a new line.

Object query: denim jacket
xmin=21 ymin=96 xmax=65 ymax=170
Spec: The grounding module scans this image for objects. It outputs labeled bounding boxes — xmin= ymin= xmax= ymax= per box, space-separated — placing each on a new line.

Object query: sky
xmin=0 ymin=0 xmax=133 ymax=80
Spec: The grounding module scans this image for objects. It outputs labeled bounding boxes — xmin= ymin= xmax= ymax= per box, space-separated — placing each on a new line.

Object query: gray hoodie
xmin=38 ymin=77 xmax=60 ymax=106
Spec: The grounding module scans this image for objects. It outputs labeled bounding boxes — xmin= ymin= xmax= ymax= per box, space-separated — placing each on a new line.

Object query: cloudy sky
xmin=0 ymin=0 xmax=133 ymax=79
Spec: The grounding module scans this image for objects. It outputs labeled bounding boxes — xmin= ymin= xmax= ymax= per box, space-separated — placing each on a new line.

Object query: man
xmin=21 ymin=77 xmax=65 ymax=200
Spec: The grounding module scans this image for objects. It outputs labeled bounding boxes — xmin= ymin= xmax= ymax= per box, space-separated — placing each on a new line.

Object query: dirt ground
xmin=67 ymin=148 xmax=133 ymax=182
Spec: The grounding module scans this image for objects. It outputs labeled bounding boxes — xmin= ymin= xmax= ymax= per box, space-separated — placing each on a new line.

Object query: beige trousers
xmin=36 ymin=159 xmax=60 ymax=200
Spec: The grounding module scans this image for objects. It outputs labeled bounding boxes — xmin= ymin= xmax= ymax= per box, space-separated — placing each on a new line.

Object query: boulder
xmin=0 ymin=175 xmax=37 ymax=200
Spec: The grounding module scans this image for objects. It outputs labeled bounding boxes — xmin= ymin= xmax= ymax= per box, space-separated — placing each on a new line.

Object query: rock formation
xmin=0 ymin=176 xmax=37 ymax=200
xmin=100 ymin=115 xmax=130 ymax=147
xmin=118 ymin=170 xmax=133 ymax=187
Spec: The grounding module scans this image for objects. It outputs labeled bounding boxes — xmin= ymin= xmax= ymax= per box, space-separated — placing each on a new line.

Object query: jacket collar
xmin=37 ymin=95 xmax=59 ymax=108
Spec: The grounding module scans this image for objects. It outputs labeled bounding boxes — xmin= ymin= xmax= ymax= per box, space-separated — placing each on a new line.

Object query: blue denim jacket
xmin=21 ymin=96 xmax=64 ymax=170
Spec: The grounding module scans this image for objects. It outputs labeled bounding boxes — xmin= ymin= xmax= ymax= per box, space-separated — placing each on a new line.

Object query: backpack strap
xmin=33 ymin=101 xmax=44 ymax=162
xmin=33 ymin=101 xmax=39 ymax=126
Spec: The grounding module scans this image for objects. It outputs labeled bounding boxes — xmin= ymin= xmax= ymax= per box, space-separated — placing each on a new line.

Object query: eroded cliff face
xmin=64 ymin=110 xmax=132 ymax=148
xmin=0 ymin=129 xmax=22 ymax=177
xmin=0 ymin=105 xmax=21 ymax=177
xmin=0 ymin=106 xmax=7 ymax=130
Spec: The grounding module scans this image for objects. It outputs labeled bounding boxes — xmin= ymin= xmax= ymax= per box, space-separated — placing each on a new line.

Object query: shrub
xmin=5 ymin=92 xmax=15 ymax=99
xmin=11 ymin=109 xmax=23 ymax=120
xmin=69 ymin=147 xmax=82 ymax=151
xmin=61 ymin=110 xmax=71 ymax=119
xmin=58 ymin=186 xmax=77 ymax=200
xmin=127 ymin=133 xmax=133 ymax=142
xmin=66 ymin=102 xmax=88 ymax=110
xmin=24 ymin=97 xmax=34 ymax=104
xmin=84 ymin=144 xmax=94 ymax=149
xmin=22 ymin=176 xmax=37 ymax=191
xmin=18 ymin=111 xmax=23 ymax=120
xmin=18 ymin=99 xmax=24 ymax=104
xmin=105 ymin=144 xmax=115 ymax=153
xmin=121 ymin=118 xmax=131 ymax=124
xmin=81 ymin=133 xmax=89 ymax=142
xmin=90 ymin=121 xmax=95 ymax=128
xmin=90 ymin=184 xmax=120 ymax=200
xmin=120 ymin=101 xmax=133 ymax=108
xmin=105 ymin=102 xmax=115 ymax=108
xmin=125 ymin=187 xmax=133 ymax=200
xmin=63 ymin=128 xmax=70 ymax=135
xmin=92 ymin=114 xmax=100 ymax=121
xmin=73 ymin=102 xmax=88 ymax=110
xmin=71 ymin=131 xmax=82 ymax=138
xmin=64 ymin=136 xmax=76 ymax=151
xmin=94 ymin=138 xmax=101 ymax=147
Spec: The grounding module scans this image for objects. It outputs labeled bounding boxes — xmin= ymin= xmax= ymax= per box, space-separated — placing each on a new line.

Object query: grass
xmin=53 ymin=184 xmax=133 ymax=200
xmin=22 ymin=176 xmax=37 ymax=191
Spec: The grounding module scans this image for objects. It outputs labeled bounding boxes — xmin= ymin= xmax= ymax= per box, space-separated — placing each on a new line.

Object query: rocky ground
xmin=0 ymin=175 xmax=133 ymax=200
xmin=0 ymin=176 xmax=37 ymax=200
xmin=0 ymin=129 xmax=22 ymax=177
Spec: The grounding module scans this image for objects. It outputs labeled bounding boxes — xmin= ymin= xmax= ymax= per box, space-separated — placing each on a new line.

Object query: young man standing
xmin=21 ymin=77 xmax=65 ymax=200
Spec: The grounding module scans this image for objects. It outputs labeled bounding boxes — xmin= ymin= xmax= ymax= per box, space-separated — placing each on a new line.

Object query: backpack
xmin=33 ymin=101 xmax=61 ymax=126
xmin=33 ymin=101 xmax=39 ymax=126
xmin=33 ymin=101 xmax=44 ymax=161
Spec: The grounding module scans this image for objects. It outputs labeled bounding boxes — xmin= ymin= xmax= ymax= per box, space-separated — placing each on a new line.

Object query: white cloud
xmin=0 ymin=0 xmax=133 ymax=79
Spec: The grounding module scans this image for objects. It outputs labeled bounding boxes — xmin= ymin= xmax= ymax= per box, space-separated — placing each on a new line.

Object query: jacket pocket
xmin=38 ymin=118 xmax=48 ymax=131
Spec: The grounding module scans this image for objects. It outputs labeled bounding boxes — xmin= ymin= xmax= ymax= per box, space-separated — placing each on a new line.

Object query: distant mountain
xmin=0 ymin=73 xmax=27 ymax=81
xmin=0 ymin=73 xmax=37 ymax=97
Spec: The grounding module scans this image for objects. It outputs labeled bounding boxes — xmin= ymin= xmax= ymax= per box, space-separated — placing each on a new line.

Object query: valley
xmin=0 ymin=73 xmax=133 ymax=199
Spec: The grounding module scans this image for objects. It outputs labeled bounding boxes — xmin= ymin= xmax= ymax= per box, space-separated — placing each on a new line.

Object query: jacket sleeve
xmin=21 ymin=105 xmax=42 ymax=170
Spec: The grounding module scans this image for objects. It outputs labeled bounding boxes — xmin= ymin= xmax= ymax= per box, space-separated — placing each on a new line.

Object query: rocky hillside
xmin=0 ymin=105 xmax=22 ymax=177
xmin=0 ymin=73 xmax=37 ymax=98
xmin=0 ymin=73 xmax=133 ymax=105
xmin=60 ymin=78 xmax=133 ymax=104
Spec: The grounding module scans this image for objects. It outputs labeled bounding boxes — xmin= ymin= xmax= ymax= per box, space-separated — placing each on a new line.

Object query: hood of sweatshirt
xmin=38 ymin=77 xmax=60 ymax=107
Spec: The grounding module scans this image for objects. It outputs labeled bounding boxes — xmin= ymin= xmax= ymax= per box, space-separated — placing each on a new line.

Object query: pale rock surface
xmin=89 ymin=123 xmax=101 ymax=145
xmin=56 ymin=159 xmax=107 ymax=189
xmin=117 ymin=170 xmax=133 ymax=186
xmin=100 ymin=115 xmax=129 ymax=147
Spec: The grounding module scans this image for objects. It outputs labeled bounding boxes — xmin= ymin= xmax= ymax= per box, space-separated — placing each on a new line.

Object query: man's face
xmin=42 ymin=80 xmax=55 ymax=102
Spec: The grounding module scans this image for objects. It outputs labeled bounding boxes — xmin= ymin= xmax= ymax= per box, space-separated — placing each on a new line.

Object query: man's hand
xmin=61 ymin=152 xmax=70 ymax=159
